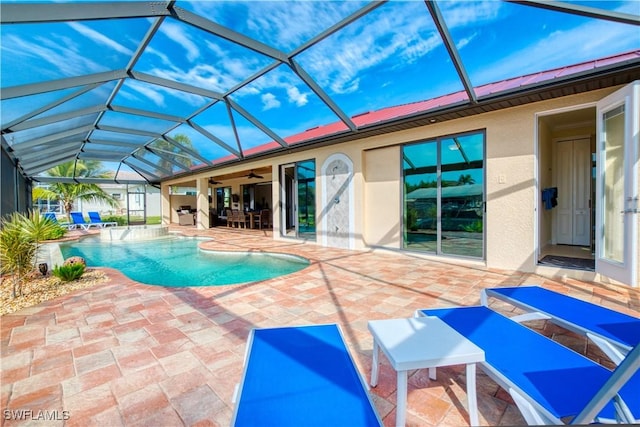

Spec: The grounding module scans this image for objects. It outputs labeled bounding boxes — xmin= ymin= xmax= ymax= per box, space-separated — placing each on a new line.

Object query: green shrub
xmin=101 ymin=215 xmax=127 ymax=226
xmin=461 ymin=220 xmax=483 ymax=233
xmin=52 ymin=264 xmax=85 ymax=282
xmin=42 ymin=225 xmax=67 ymax=240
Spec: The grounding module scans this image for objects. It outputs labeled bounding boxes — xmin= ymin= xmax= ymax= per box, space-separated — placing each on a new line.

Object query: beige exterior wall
xmin=162 ymin=84 xmax=636 ymax=281
xmin=362 ymin=146 xmax=401 ymax=249
xmin=168 ymin=194 xmax=196 ymax=224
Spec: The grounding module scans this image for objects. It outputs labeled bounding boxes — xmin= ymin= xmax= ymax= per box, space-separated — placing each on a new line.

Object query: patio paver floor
xmin=2 ymin=226 xmax=638 ymax=426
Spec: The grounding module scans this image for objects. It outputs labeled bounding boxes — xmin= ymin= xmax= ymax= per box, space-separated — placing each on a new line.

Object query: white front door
xmin=556 ymin=138 xmax=591 ymax=246
xmin=595 ymin=81 xmax=639 ymax=286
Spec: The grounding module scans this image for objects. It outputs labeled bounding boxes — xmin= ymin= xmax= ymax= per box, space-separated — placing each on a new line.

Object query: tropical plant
xmin=0 ymin=210 xmax=60 ymax=297
xmin=461 ymin=220 xmax=483 ymax=233
xmin=148 ymin=133 xmax=195 ymax=173
xmin=23 ymin=210 xmax=66 ymax=261
xmin=406 ymin=207 xmax=418 ymax=231
xmin=457 ymin=174 xmax=476 ymax=185
xmin=52 ymin=263 xmax=85 ymax=282
xmin=100 ymin=215 xmax=127 ymax=226
xmin=42 ymin=225 xmax=67 ymax=240
xmin=32 ymin=160 xmax=119 ymax=223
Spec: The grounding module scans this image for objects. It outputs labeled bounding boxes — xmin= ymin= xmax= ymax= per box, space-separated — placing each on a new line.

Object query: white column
xmin=196 ymin=177 xmax=209 ymax=230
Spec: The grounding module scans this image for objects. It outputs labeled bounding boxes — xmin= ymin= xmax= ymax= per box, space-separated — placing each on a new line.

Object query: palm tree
xmin=32 ymin=160 xmax=119 ymax=223
xmin=148 ymin=133 xmax=195 ymax=173
xmin=457 ymin=174 xmax=475 ymax=185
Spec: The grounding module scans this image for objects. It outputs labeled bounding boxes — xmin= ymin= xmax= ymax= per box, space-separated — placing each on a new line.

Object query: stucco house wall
xmin=164 ymin=84 xmax=632 ymax=279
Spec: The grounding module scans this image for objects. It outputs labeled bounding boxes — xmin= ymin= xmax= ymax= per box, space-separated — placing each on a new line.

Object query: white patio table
xmin=368 ymin=316 xmax=485 ymax=427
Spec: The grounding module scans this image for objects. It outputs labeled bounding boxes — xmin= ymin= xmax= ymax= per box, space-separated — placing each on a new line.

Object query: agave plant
xmin=0 ymin=210 xmax=60 ymax=298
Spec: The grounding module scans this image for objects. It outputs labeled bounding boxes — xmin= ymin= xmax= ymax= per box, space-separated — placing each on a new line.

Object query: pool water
xmin=59 ymin=237 xmax=309 ymax=287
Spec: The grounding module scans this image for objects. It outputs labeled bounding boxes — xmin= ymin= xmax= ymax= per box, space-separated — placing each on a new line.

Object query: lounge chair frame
xmin=70 ymin=212 xmax=102 ymax=230
xmin=88 ymin=211 xmax=118 ymax=227
xmin=43 ymin=212 xmax=76 ymax=230
xmin=416 ymin=306 xmax=640 ymax=425
xmin=481 ymin=286 xmax=640 ymax=365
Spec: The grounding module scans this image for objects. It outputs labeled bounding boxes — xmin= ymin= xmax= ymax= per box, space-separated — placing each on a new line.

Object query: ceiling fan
xmin=245 ymin=170 xmax=264 ymax=179
xmin=208 ymin=178 xmax=223 ymax=185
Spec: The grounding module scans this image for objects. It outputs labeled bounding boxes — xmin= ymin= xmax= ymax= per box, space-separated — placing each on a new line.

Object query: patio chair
xmin=231 ymin=324 xmax=381 ymax=427
xmin=42 ymin=212 xmax=75 ymax=230
xmin=255 ymin=209 xmax=271 ymax=229
xmin=232 ymin=209 xmax=249 ymax=228
xmin=70 ymin=212 xmax=102 ymax=230
xmin=481 ymin=286 xmax=640 ymax=364
xmin=417 ymin=305 xmax=640 ymax=425
xmin=225 ymin=209 xmax=233 ymax=227
xmin=177 ymin=209 xmax=195 ymax=226
xmin=88 ymin=211 xmax=117 ymax=227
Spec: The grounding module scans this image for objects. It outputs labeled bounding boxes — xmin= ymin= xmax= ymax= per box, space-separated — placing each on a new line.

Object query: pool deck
xmin=2 ymin=226 xmax=639 ymax=426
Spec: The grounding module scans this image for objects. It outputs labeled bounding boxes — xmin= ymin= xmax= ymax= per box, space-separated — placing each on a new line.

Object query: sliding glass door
xmin=403 ymin=131 xmax=485 ymax=258
xmin=280 ymin=160 xmax=316 ymax=239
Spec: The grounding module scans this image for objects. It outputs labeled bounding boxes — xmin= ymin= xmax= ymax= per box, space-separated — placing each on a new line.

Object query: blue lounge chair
xmin=231 ymin=324 xmax=381 ymax=427
xmin=70 ymin=212 xmax=102 ymax=230
xmin=88 ymin=211 xmax=117 ymax=227
xmin=481 ymin=286 xmax=640 ymax=364
xmin=42 ymin=212 xmax=75 ymax=230
xmin=417 ymin=306 xmax=640 ymax=425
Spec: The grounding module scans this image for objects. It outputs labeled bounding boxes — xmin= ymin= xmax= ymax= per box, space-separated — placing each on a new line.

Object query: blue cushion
xmin=487 ymin=286 xmax=640 ymax=348
xmin=233 ymin=324 xmax=380 ymax=427
xmin=420 ymin=306 xmax=640 ymax=421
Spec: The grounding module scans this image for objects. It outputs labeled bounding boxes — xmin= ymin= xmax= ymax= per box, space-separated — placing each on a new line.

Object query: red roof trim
xmin=212 ymin=50 xmax=639 ymax=165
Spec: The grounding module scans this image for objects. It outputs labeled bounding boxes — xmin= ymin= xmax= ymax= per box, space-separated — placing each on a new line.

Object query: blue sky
xmin=1 ymin=0 xmax=639 ymax=174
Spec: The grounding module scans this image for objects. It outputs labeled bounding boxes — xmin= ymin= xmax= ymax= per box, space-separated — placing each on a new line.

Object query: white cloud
xmin=145 ymin=46 xmax=173 ymax=68
xmin=160 ymin=21 xmax=199 ymax=62
xmin=286 ymin=86 xmax=308 ymax=107
xmin=68 ymin=22 xmax=133 ymax=56
xmin=122 ymin=81 xmax=166 ymax=107
xmin=2 ymin=33 xmax=106 ymax=78
xmin=297 ymin=2 xmax=444 ymax=94
xmin=144 ymin=37 xmax=268 ymax=95
xmin=118 ymin=78 xmax=208 ymax=110
xmin=151 ymin=63 xmax=236 ymax=93
xmin=456 ymin=32 xmax=478 ymax=51
xmin=245 ymin=1 xmax=363 ymax=50
xmin=439 ymin=1 xmax=502 ymax=28
xmin=261 ymin=93 xmax=281 ymax=110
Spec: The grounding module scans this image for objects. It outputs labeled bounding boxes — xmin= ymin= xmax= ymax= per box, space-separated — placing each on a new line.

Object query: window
xmin=111 ymin=193 xmax=122 ymax=200
xmin=403 ymin=130 xmax=485 ymax=258
xmin=216 ymin=187 xmax=232 ymax=216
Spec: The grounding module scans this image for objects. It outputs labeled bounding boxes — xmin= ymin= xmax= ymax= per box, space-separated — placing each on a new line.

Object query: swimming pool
xmin=59 ymin=237 xmax=309 ymax=287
